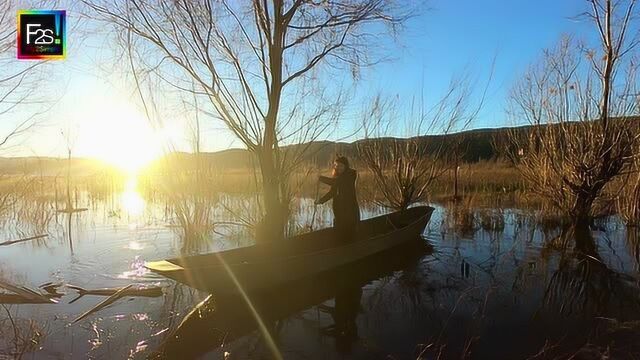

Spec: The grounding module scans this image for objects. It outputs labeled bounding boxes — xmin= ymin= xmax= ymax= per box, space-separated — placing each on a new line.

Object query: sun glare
xmin=75 ymin=102 xmax=167 ymax=174
xmin=121 ymin=177 xmax=145 ymax=216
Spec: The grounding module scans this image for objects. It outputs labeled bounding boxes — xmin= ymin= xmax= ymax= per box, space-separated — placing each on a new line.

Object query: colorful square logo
xmin=17 ymin=10 xmax=66 ymax=60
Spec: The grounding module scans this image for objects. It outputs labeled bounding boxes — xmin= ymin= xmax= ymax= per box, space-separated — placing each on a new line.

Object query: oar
xmin=309 ymin=180 xmax=320 ymax=231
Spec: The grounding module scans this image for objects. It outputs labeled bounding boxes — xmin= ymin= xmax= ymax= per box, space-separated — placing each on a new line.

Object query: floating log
xmin=72 ymin=284 xmax=133 ymax=324
xmin=67 ymin=284 xmax=164 ymax=304
xmin=39 ymin=282 xmax=65 ymax=297
xmin=0 ymin=280 xmax=59 ymax=304
xmin=56 ymin=207 xmax=88 ymax=214
xmin=0 ymin=234 xmax=48 ymax=247
xmin=0 ymin=294 xmax=55 ymax=304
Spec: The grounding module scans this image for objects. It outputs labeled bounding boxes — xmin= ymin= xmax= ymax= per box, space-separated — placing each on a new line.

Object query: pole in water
xmin=309 ymin=180 xmax=319 ymax=231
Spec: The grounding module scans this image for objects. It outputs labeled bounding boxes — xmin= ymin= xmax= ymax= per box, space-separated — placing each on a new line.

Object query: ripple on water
xmin=115 ymin=255 xmax=150 ymax=279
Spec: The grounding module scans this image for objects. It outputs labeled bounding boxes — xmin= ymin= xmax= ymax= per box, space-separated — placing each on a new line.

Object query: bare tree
xmin=82 ymin=0 xmax=416 ymax=241
xmin=357 ymin=74 xmax=483 ymax=211
xmin=507 ymin=0 xmax=640 ymax=223
xmin=0 ymin=1 xmax=59 ymax=221
xmin=0 ymin=1 xmax=57 ymax=152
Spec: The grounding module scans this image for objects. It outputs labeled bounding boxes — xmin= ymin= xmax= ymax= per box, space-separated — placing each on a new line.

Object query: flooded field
xmin=1 ymin=176 xmax=639 ymax=359
xmin=4 ymin=0 xmax=640 ymax=358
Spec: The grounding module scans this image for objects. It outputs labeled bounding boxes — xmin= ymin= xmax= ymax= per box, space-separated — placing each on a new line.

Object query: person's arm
xmin=319 ymin=175 xmax=335 ymax=186
xmin=317 ymin=186 xmax=336 ymax=204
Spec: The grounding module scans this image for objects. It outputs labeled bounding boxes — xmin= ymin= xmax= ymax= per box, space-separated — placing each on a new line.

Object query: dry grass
xmin=615 ymin=169 xmax=640 ymax=227
xmin=1 ymin=157 xmax=639 ymax=234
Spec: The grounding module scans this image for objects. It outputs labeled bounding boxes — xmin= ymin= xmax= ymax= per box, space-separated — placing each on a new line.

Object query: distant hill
xmin=151 ymin=119 xmax=638 ymax=171
xmin=0 ymin=126 xmax=513 ymax=175
xmin=0 ymin=156 xmax=116 ymax=176
xmin=153 ymin=126 xmax=507 ymax=172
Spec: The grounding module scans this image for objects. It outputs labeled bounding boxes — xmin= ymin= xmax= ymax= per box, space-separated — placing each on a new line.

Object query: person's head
xmin=333 ymin=156 xmax=350 ymax=176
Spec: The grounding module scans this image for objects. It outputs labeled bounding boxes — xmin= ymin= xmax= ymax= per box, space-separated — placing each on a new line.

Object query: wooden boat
xmin=146 ymin=206 xmax=434 ymax=294
xmin=153 ymin=240 xmax=433 ymax=359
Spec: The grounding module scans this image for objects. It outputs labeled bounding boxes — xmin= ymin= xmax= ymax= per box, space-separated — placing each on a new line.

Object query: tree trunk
xmin=257 ymin=148 xmax=285 ymax=242
xmin=569 ymin=223 xmax=598 ymax=257
xmin=256 ymin=1 xmax=287 ymax=243
xmin=572 ymin=191 xmax=596 ymax=226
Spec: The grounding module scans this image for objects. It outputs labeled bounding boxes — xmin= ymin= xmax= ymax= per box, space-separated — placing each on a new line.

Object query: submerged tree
xmin=83 ymin=0 xmax=416 ymax=241
xmin=507 ymin=0 xmax=640 ymax=223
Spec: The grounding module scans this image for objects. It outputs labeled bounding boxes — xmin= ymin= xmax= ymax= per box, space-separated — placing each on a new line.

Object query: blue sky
xmin=368 ymin=0 xmax=587 ymax=129
xmin=4 ymin=0 xmax=594 ymax=161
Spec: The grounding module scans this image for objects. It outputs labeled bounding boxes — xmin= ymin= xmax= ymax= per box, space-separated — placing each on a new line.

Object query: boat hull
xmin=146 ymin=206 xmax=434 ymax=294
xmin=154 ymin=240 xmax=432 ymax=358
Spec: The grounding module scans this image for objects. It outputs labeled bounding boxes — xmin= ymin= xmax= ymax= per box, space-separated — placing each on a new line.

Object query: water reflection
xmin=126 ymin=240 xmax=144 ymax=251
xmin=541 ymin=225 xmax=640 ymax=318
xmin=119 ymin=255 xmax=150 ymax=279
xmin=121 ymin=176 xmax=145 ymax=216
xmin=324 ymin=285 xmax=362 ymax=354
xmin=1 ymin=184 xmax=640 ymax=358
xmin=154 ymin=240 xmax=431 ymax=359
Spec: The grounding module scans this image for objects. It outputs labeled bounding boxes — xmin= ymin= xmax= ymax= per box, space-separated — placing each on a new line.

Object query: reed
xmin=616 ymin=168 xmax=640 ymax=227
xmin=441 ymin=197 xmax=478 ymax=236
xmin=0 ymin=305 xmax=48 ymax=359
xmin=161 ymin=169 xmax=219 ymax=254
xmin=477 ymin=208 xmax=505 ymax=232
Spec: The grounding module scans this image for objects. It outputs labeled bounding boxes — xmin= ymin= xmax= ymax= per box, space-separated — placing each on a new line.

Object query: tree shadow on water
xmin=536 ymin=223 xmax=640 ymax=357
xmin=542 ymin=224 xmax=640 ymax=317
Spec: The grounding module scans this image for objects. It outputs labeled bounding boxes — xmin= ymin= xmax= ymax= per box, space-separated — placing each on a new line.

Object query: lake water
xmin=1 ymin=177 xmax=639 ymax=359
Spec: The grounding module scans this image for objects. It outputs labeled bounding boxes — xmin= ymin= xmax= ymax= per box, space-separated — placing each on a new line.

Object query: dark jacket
xmin=318 ymin=168 xmax=360 ymax=228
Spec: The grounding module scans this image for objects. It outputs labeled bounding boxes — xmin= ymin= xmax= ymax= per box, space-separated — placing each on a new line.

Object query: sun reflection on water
xmin=126 ymin=241 xmax=144 ymax=250
xmin=119 ymin=255 xmax=149 ymax=279
xmin=121 ymin=176 xmax=145 ymax=216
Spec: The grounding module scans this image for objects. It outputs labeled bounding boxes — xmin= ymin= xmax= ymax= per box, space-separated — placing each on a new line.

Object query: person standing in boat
xmin=315 ymin=156 xmax=361 ymax=241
